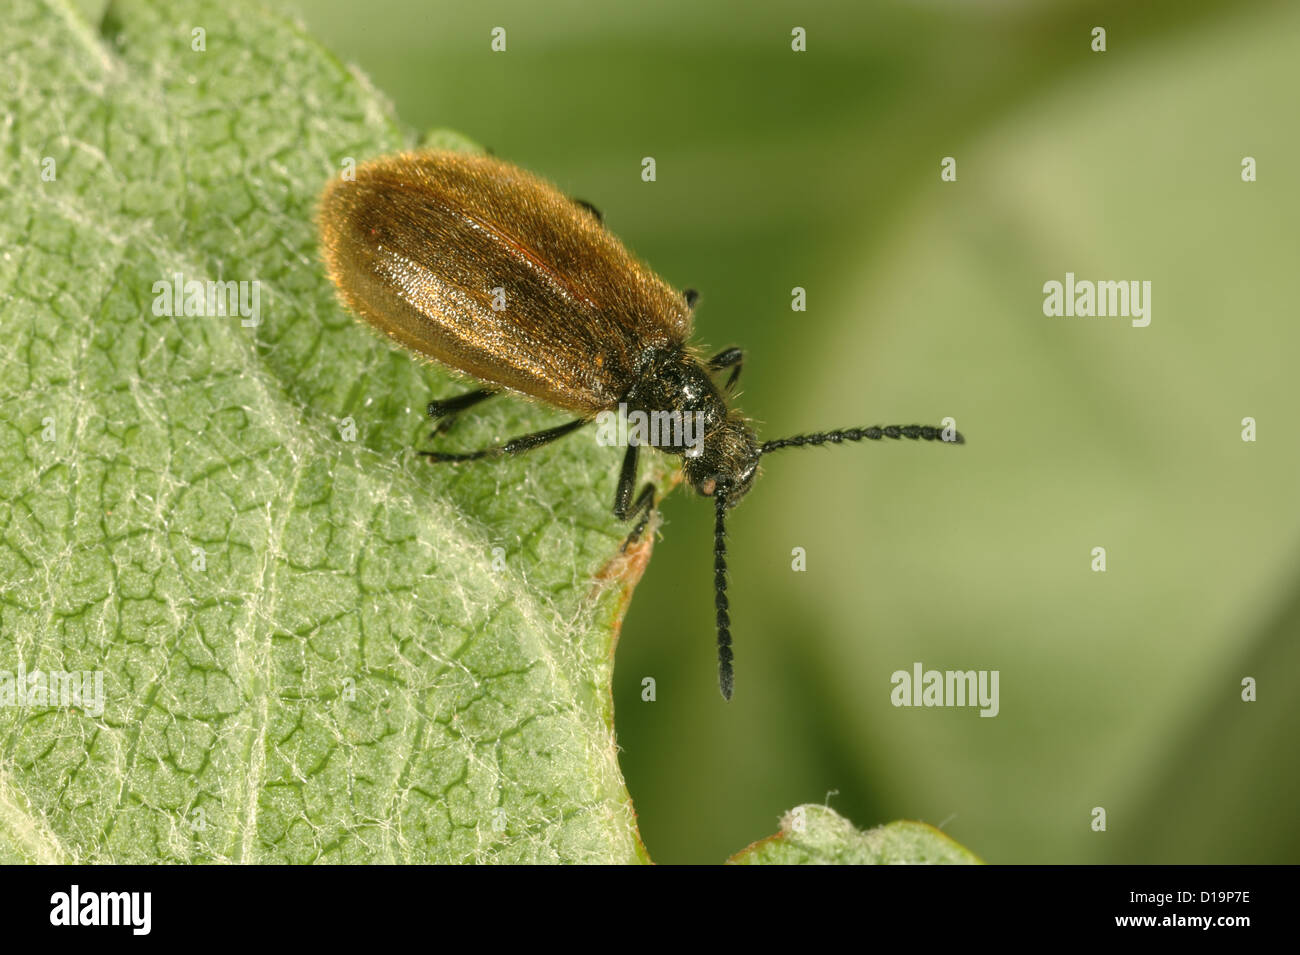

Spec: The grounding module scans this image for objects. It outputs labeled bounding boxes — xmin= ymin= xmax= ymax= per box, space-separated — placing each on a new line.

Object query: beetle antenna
xmin=714 ymin=492 xmax=735 ymax=701
xmin=761 ymin=424 xmax=964 ymax=455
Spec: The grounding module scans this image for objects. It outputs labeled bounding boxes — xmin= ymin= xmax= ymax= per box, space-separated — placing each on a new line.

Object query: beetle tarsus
xmin=619 ymin=482 xmax=657 ymax=552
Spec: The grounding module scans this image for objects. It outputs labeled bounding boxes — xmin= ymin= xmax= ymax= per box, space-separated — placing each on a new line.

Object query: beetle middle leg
xmin=706 ymin=347 xmax=744 ymax=392
xmin=421 ymin=417 xmax=589 ymax=462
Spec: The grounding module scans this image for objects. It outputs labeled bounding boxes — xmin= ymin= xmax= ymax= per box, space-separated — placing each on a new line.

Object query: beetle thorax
xmin=623 ymin=347 xmax=760 ymax=504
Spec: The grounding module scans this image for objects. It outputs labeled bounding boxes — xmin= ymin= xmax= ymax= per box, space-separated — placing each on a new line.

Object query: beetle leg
xmin=572 ymin=198 xmax=603 ymax=224
xmin=613 ymin=444 xmax=658 ymax=550
xmin=420 ymin=417 xmax=589 ymax=462
xmin=706 ymin=347 xmax=744 ymax=392
xmin=613 ymin=443 xmax=639 ymax=519
xmin=620 ymin=482 xmax=657 ymax=552
xmin=427 ymin=388 xmax=496 ymax=419
xmin=426 ymin=388 xmax=498 ymax=437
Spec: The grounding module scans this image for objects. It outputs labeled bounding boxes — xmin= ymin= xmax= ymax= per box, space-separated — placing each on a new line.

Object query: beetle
xmin=318 ymin=149 xmax=964 ymax=700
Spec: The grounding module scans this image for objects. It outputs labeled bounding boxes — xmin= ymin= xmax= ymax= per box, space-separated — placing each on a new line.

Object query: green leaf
xmin=0 ymin=0 xmax=663 ymax=864
xmin=0 ymin=0 xmax=980 ymax=866
xmin=729 ymin=806 xmax=982 ymax=865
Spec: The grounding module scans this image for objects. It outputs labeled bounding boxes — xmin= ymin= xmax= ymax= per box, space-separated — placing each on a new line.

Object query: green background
xmin=299 ymin=0 xmax=1300 ymax=863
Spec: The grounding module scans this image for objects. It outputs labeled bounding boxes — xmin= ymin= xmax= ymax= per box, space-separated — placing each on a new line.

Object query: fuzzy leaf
xmin=0 ymin=0 xmax=660 ymax=864
xmin=729 ymin=806 xmax=982 ymax=865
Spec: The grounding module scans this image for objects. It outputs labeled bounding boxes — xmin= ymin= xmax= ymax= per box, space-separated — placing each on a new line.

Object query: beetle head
xmin=684 ymin=415 xmax=761 ymax=506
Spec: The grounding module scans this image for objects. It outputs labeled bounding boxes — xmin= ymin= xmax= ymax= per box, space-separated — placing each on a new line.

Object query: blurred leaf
xmin=776 ymin=0 xmax=1300 ymax=864
xmin=729 ymin=805 xmax=980 ymax=865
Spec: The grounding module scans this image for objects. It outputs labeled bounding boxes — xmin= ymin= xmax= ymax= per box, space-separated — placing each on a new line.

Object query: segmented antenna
xmin=714 ymin=492 xmax=734 ymax=701
xmin=761 ymin=424 xmax=964 ymax=455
